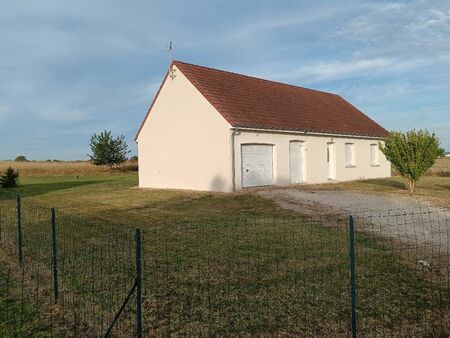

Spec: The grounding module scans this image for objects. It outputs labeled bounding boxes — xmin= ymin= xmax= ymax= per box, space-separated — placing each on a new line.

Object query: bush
xmin=380 ymin=129 xmax=442 ymax=193
xmin=0 ymin=167 xmax=19 ymax=188
xmin=15 ymin=155 xmax=28 ymax=162
xmin=88 ymin=130 xmax=130 ymax=166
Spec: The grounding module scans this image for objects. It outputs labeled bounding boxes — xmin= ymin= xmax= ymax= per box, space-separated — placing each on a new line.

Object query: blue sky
xmin=1 ymin=0 xmax=449 ymax=160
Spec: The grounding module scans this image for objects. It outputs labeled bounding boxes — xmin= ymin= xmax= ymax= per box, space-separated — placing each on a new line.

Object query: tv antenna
xmin=166 ymin=40 xmax=176 ymax=79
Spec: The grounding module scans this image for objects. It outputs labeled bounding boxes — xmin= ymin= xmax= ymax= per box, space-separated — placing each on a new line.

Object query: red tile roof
xmin=173 ymin=61 xmax=389 ymax=138
xmin=136 ymin=61 xmax=389 ymax=140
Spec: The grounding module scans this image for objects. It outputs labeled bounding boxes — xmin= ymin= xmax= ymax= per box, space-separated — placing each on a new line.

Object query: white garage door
xmin=241 ymin=144 xmax=273 ymax=188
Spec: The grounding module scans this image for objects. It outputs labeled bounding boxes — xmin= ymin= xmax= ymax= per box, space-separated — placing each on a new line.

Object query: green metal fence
xmin=0 ymin=192 xmax=449 ymax=336
xmin=352 ymin=208 xmax=450 ymax=336
xmin=0 ymin=194 xmax=141 ymax=336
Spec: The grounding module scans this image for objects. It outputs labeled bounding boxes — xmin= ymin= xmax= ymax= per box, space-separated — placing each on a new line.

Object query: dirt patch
xmin=259 ymin=189 xmax=450 ymax=250
xmin=259 ymin=189 xmax=431 ymax=213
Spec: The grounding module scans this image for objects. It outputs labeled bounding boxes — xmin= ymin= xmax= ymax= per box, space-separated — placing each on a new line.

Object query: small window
xmin=370 ymin=144 xmax=379 ymax=166
xmin=345 ymin=143 xmax=355 ymax=167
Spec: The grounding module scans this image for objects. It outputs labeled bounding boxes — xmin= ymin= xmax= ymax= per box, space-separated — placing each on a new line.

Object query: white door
xmin=327 ymin=143 xmax=335 ymax=180
xmin=289 ymin=141 xmax=304 ymax=184
xmin=241 ymin=144 xmax=273 ymax=187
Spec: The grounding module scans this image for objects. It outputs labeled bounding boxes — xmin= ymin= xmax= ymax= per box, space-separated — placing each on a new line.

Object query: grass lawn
xmin=2 ymin=173 xmax=448 ymax=223
xmin=0 ymin=172 xmax=449 ymax=336
xmin=0 ymin=172 xmax=297 ymax=226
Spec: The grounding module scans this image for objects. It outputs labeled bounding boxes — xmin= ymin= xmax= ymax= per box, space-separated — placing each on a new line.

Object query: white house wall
xmin=234 ymin=130 xmax=391 ymax=190
xmin=137 ymin=65 xmax=232 ymax=192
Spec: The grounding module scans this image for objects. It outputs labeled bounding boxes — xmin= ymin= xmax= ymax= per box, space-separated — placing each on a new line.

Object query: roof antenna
xmin=166 ymin=40 xmax=176 ymax=80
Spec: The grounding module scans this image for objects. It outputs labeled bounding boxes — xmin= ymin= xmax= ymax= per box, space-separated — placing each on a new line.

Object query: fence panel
xmin=0 ymin=194 xmax=138 ymax=337
xmin=1 ymin=190 xmax=450 ymax=336
xmin=142 ymin=215 xmax=351 ymax=336
xmin=353 ymin=207 xmax=450 ymax=336
xmin=0 ymin=197 xmax=19 ymax=259
xmin=54 ymin=209 xmax=136 ymax=335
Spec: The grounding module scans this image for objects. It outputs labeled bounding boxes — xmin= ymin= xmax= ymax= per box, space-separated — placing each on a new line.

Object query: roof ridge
xmin=172 ymin=60 xmax=340 ymax=97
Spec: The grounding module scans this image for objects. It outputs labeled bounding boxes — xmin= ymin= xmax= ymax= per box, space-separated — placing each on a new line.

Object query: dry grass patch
xmin=429 ymin=157 xmax=450 ymax=176
xmin=0 ymin=160 xmax=138 ymax=176
xmin=391 ymin=157 xmax=450 ymax=177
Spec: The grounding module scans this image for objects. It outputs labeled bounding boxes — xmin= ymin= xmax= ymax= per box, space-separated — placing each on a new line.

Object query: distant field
xmin=429 ymin=157 xmax=450 ymax=176
xmin=391 ymin=157 xmax=450 ymax=177
xmin=0 ymin=160 xmax=137 ymax=176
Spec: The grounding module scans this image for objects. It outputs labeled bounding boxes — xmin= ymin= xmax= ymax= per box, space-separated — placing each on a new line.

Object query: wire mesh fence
xmin=141 ymin=211 xmax=450 ymax=336
xmin=0 ymin=262 xmax=58 ymax=336
xmin=55 ymin=209 xmax=137 ymax=335
xmin=0 ymin=193 xmax=138 ymax=337
xmin=141 ymin=216 xmax=351 ymax=336
xmin=0 ymin=191 xmax=449 ymax=336
xmin=353 ymin=207 xmax=450 ymax=337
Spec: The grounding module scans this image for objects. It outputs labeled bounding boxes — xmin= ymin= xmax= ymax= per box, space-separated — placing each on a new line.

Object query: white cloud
xmin=331 ymin=0 xmax=450 ymax=57
xmin=229 ymin=7 xmax=346 ymax=40
xmin=268 ymin=56 xmax=436 ymax=83
xmin=37 ymin=109 xmax=90 ymax=123
xmin=340 ymin=82 xmax=415 ymax=103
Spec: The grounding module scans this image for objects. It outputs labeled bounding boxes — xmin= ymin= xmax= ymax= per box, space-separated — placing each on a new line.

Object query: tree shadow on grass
xmin=365 ymin=178 xmax=406 ymax=190
xmin=0 ymin=180 xmax=109 ymax=200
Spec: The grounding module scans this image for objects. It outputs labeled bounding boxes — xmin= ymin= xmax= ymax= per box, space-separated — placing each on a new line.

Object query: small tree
xmin=15 ymin=155 xmax=28 ymax=162
xmin=379 ymin=129 xmax=441 ymax=193
xmin=0 ymin=167 xmax=19 ymax=188
xmin=88 ymin=130 xmax=130 ymax=166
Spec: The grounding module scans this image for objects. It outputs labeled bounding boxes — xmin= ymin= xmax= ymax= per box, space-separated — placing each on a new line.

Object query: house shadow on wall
xmin=210 ymin=175 xmax=228 ymax=192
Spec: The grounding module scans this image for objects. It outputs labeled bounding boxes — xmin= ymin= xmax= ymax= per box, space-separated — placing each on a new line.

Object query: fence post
xmin=135 ymin=228 xmax=142 ymax=338
xmin=349 ymin=214 xmax=357 ymax=338
xmin=51 ymin=208 xmax=59 ymax=303
xmin=16 ymin=195 xmax=23 ymax=265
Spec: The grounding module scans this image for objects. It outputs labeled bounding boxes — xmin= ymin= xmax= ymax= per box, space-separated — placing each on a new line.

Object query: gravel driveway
xmin=259 ymin=189 xmax=450 ymax=252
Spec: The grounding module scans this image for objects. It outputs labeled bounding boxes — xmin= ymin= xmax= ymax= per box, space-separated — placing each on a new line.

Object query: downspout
xmin=230 ymin=127 xmax=239 ymax=192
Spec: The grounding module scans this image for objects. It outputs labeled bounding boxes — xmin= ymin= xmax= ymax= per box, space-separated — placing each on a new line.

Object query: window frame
xmin=370 ymin=143 xmax=380 ymax=166
xmin=345 ymin=143 xmax=356 ymax=168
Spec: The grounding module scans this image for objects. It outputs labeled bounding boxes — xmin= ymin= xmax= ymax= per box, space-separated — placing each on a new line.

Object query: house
xmin=136 ymin=61 xmax=391 ymax=192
